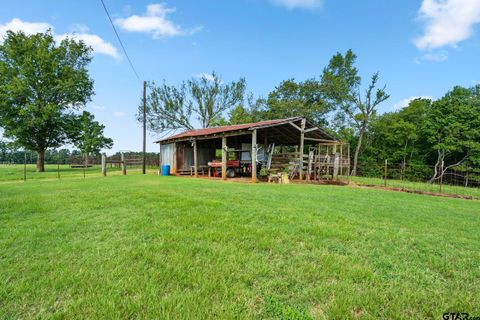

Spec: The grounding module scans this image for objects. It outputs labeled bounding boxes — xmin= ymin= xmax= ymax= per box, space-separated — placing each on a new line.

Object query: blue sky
xmin=1 ymin=0 xmax=480 ymax=153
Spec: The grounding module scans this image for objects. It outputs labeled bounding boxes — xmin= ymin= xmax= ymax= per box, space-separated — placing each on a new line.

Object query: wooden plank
xmin=222 ymin=136 xmax=227 ymax=180
xmin=252 ymin=129 xmax=257 ymax=183
xmin=304 ymin=127 xmax=319 ymax=133
xmin=289 ymin=121 xmax=302 ymax=132
xmin=304 ymin=137 xmax=337 ymax=143
xmin=162 ymin=130 xmax=251 ymax=144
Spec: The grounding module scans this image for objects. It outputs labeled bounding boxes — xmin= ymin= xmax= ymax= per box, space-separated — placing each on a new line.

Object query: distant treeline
xmin=0 ymin=144 xmax=160 ymax=166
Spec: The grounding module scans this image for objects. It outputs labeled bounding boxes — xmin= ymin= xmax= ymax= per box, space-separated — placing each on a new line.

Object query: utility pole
xmin=142 ymin=80 xmax=147 ymax=174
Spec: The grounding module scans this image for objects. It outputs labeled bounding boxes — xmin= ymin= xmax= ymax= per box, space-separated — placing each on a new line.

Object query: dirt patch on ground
xmin=350 ymin=182 xmax=474 ymax=200
xmin=173 ymin=175 xmax=474 ymax=200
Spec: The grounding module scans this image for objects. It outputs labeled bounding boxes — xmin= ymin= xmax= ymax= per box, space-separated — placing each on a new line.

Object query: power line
xmin=99 ymin=0 xmax=141 ymax=82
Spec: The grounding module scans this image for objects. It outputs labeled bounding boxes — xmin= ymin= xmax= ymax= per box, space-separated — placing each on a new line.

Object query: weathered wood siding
xmin=160 ymin=143 xmax=176 ymax=174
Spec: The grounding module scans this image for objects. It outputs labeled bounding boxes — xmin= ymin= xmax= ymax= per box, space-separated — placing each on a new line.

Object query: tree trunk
xmin=351 ymin=128 xmax=365 ymax=176
xmin=428 ymin=150 xmax=443 ymax=183
xmin=36 ymin=149 xmax=45 ymax=172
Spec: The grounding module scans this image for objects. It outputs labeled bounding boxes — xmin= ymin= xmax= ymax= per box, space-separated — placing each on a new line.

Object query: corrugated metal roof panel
xmin=156 ymin=117 xmax=302 ymax=143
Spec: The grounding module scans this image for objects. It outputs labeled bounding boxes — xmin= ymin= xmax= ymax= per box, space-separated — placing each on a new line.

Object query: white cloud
xmin=0 ymin=18 xmax=119 ymax=59
xmin=115 ymin=3 xmax=201 ymax=38
xmin=90 ymin=104 xmax=106 ymax=110
xmin=392 ymin=96 xmax=432 ymax=110
xmin=114 ymin=111 xmax=125 ymax=117
xmin=0 ymin=18 xmax=51 ymax=37
xmin=414 ymin=51 xmax=448 ymax=63
xmin=195 ymin=72 xmax=216 ymax=82
xmin=415 ymin=0 xmax=480 ymax=50
xmin=270 ymin=0 xmax=323 ymax=9
xmin=56 ymin=32 xmax=120 ymax=60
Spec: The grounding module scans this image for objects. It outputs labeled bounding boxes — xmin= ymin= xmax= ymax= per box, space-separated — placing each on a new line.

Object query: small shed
xmin=155 ymin=117 xmax=348 ymax=182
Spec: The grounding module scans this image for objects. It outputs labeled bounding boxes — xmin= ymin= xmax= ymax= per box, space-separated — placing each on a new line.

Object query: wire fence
xmin=341 ymin=162 xmax=480 ymax=199
xmin=3 ymin=152 xmax=479 ymax=200
xmin=0 ymin=153 xmax=160 ymax=182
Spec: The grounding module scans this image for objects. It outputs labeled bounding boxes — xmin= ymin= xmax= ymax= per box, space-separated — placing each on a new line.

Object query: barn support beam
xmin=193 ymin=139 xmax=198 ymax=178
xmin=252 ymin=129 xmax=257 ymax=183
xmin=222 ymin=136 xmax=227 ymax=180
xmin=333 ymin=144 xmax=339 ymax=180
xmin=158 ymin=142 xmax=162 ymax=175
xmin=299 ymin=118 xmax=306 ymax=180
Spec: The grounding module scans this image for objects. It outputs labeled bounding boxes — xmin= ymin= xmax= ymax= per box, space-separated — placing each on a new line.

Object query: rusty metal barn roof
xmin=155 ymin=117 xmax=335 ymax=144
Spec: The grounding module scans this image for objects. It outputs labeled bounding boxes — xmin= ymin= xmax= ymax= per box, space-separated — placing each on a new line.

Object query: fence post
xmin=121 ymin=152 xmax=127 ymax=175
xmin=439 ymin=160 xmax=444 ymax=193
xmin=384 ymin=159 xmax=388 ymax=187
xmin=57 ymin=158 xmax=60 ymax=179
xmin=465 ymin=168 xmax=469 ymax=188
xmin=23 ymin=151 xmax=27 ymax=182
xmin=101 ymin=153 xmax=107 ymax=176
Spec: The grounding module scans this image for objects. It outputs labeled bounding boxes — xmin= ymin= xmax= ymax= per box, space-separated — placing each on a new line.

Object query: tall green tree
xmin=143 ymin=72 xmax=246 ymax=132
xmin=424 ymin=86 xmax=480 ymax=182
xmin=266 ymin=78 xmax=331 ymax=125
xmin=69 ymin=111 xmax=113 ymax=166
xmin=367 ymin=98 xmax=431 ymax=168
xmin=0 ymin=30 xmax=94 ymax=171
xmin=228 ymin=94 xmax=267 ymax=125
xmin=321 ymin=50 xmax=390 ymax=175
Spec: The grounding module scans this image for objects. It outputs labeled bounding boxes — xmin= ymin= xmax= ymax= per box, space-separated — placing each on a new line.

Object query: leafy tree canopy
xmin=68 ymin=111 xmax=113 ymax=162
xmin=143 ymin=72 xmax=246 ymax=133
xmin=0 ymin=30 xmax=94 ymax=171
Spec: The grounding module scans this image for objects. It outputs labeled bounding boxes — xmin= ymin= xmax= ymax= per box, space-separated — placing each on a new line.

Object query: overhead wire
xmin=99 ymin=0 xmax=141 ymax=82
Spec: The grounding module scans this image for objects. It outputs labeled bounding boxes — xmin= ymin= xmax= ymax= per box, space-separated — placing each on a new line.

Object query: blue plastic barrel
xmin=161 ymin=165 xmax=171 ymax=176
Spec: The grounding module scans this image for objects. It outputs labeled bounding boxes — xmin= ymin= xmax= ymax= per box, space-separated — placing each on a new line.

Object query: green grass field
xmin=0 ymin=175 xmax=479 ymax=319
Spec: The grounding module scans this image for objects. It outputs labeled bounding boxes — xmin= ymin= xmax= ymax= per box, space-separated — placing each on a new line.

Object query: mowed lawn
xmin=0 ymin=176 xmax=479 ymax=319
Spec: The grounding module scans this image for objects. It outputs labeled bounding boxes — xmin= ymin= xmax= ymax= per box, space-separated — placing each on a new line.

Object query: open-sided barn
xmin=155 ymin=117 xmax=349 ymax=183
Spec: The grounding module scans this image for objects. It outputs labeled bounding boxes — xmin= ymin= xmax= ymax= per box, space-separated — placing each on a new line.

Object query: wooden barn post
xmin=222 ymin=136 xmax=227 ymax=180
xmin=252 ymin=129 xmax=257 ymax=183
xmin=333 ymin=144 xmax=339 ymax=180
xmin=101 ymin=153 xmax=107 ymax=176
xmin=193 ymin=139 xmax=198 ymax=178
xmin=158 ymin=142 xmax=161 ymax=175
xmin=299 ymin=118 xmax=306 ymax=180
xmin=339 ymin=143 xmax=344 ymax=177
xmin=347 ymin=143 xmax=351 ymax=181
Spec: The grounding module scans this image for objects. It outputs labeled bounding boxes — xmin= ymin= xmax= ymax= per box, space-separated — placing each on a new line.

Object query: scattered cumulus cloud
xmin=0 ymin=18 xmax=50 ymax=37
xmin=115 ymin=3 xmax=202 ymax=39
xmin=415 ymin=0 xmax=480 ymax=50
xmin=90 ymin=104 xmax=106 ymax=110
xmin=414 ymin=51 xmax=448 ymax=63
xmin=195 ymin=73 xmax=216 ymax=82
xmin=270 ymin=0 xmax=323 ymax=10
xmin=392 ymin=96 xmax=432 ymax=110
xmin=0 ymin=18 xmax=119 ymax=59
xmin=114 ymin=111 xmax=125 ymax=117
xmin=56 ymin=25 xmax=120 ymax=60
